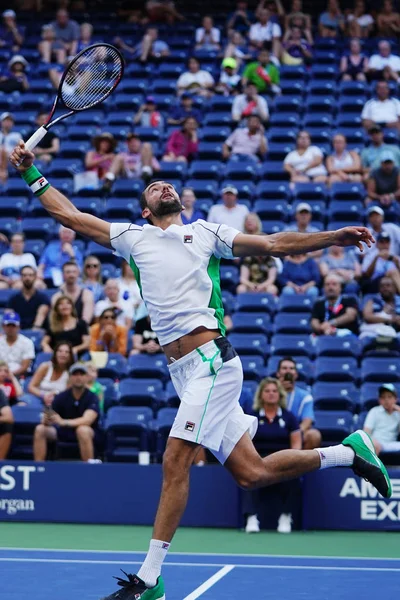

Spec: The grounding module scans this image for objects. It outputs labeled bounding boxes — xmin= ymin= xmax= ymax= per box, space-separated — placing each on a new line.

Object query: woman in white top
xmin=326 ymin=134 xmax=362 ymax=186
xmin=346 ymin=0 xmax=374 ymax=38
xmin=28 ymin=341 xmax=73 ymax=406
xmin=195 ymin=15 xmax=220 ymax=51
xmin=117 ymin=261 xmax=142 ymax=317
xmin=283 ymin=131 xmax=328 ymax=184
xmin=176 ymin=57 xmax=215 ymax=97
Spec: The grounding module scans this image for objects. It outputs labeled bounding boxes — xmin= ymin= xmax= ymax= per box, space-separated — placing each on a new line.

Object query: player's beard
xmin=152 ymin=197 xmax=184 ymax=218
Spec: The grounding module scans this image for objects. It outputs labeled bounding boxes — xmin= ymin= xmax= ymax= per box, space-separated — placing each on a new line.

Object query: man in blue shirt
xmin=167 ymin=93 xmax=203 ymax=126
xmin=277 ymin=356 xmax=321 ymax=449
xmin=37 ymin=225 xmax=83 ymax=287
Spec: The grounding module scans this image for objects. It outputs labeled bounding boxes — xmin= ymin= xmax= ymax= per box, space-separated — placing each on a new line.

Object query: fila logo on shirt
xmin=184 ymin=235 xmax=193 ymax=243
xmin=185 ymin=421 xmax=195 ymax=432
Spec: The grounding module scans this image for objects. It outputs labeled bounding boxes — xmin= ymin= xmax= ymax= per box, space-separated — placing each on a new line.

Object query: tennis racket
xmin=24 ymin=43 xmax=124 ymax=152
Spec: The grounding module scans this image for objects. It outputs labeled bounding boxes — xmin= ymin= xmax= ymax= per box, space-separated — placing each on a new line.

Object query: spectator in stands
xmin=85 ymin=132 xmax=117 ymax=181
xmin=320 ymin=246 xmax=361 ymax=294
xmin=134 ymin=96 xmax=164 ymax=129
xmin=318 ymin=0 xmax=345 ymax=38
xmin=361 ymin=232 xmax=400 ymax=294
xmin=145 ymin=1 xmax=184 ymax=25
xmin=231 ymin=83 xmax=269 ymax=124
xmin=281 ymin=25 xmax=313 ymax=66
xmin=38 ymin=226 xmax=83 ymax=288
xmin=162 ymin=117 xmax=199 ymax=163
xmin=340 ymin=38 xmax=369 ymax=81
xmin=226 ymin=1 xmax=254 ymax=34
xmin=361 ymin=81 xmax=400 ymax=132
xmin=364 ymin=384 xmax=400 ymax=455
xmin=283 ymin=0 xmax=313 ymax=42
xmin=244 ymin=212 xmax=263 ymax=235
xmin=195 ymin=15 xmax=221 ymax=51
xmin=326 ymin=134 xmax=362 ymax=185
xmin=82 ymin=256 xmax=104 ymax=304
xmin=361 ymin=124 xmax=400 ymax=179
xmin=207 ymin=185 xmax=249 ymax=230
xmin=26 ymin=112 xmax=60 ymax=164
xmin=176 ymin=57 xmax=215 ymax=97
xmin=244 ymin=377 xmax=301 ymax=534
xmin=7 ymin=266 xmax=50 ymax=330
xmin=215 ymin=58 xmax=241 ymax=96
xmin=0 ymin=112 xmax=22 ymax=156
xmin=280 ymin=254 xmax=321 ymax=297
xmin=376 ymin=0 xmax=400 ymax=37
xmin=222 ymin=115 xmax=268 ymax=161
xmin=105 ymin=133 xmax=160 ymax=186
xmin=367 ymin=40 xmax=400 ymax=82
xmin=241 ymin=49 xmax=280 ymax=95
xmin=39 ymin=24 xmax=65 ymax=65
xmin=283 ymin=131 xmax=328 ymax=184
xmin=51 ymin=262 xmax=94 ymax=325
xmin=28 ymin=341 xmax=73 ymax=406
xmin=85 ymin=362 xmax=104 ymax=413
xmin=237 ymin=254 xmax=278 ymax=295
xmin=0 ymin=55 xmax=29 ymax=93
xmin=366 ymin=152 xmax=400 ymax=221
xmin=284 ymin=203 xmax=319 ymax=234
xmin=90 ymin=307 xmax=128 ymax=355
xmin=0 ymin=388 xmax=13 ymax=459
xmin=346 ymin=1 xmax=374 ymax=38
xmin=0 ymin=234 xmax=37 ymax=290
xmin=366 ymin=206 xmax=400 ymax=256
xmin=224 ymin=31 xmax=253 ymax=67
xmin=115 ymin=27 xmax=170 ymax=63
xmin=33 ymin=363 xmax=100 ymax=462
xmin=95 ymin=279 xmax=134 ymax=330
xmin=181 ymin=187 xmax=205 ymax=224
xmin=249 ymin=8 xmax=282 ymax=56
xmin=117 ymin=261 xmax=142 ymax=316
xmin=77 ymin=23 xmax=94 ymax=52
xmin=311 ymin=273 xmax=360 ymax=336
xmin=0 ymin=361 xmax=23 ymax=406
xmin=42 ymin=296 xmax=90 ymax=357
xmin=277 ymin=357 xmax=321 ymax=449
xmin=167 ymin=92 xmax=202 ymax=126
xmin=48 ymin=9 xmax=79 ymax=58
xmin=131 ymin=314 xmax=162 ymax=355
xmin=361 ymin=276 xmax=400 ymax=340
xmin=0 ymin=310 xmax=35 ymax=376
xmin=0 ymin=9 xmax=24 ymax=51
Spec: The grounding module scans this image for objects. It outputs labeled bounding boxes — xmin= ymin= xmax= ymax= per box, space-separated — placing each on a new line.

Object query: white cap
xmin=222 ymin=185 xmax=238 ymax=195
xmin=3 ymin=9 xmax=16 ymax=18
xmin=296 ymin=202 xmax=312 ymax=213
xmin=0 ymin=111 xmax=14 ymax=121
xmin=8 ymin=55 xmax=28 ymax=68
xmin=367 ymin=205 xmax=384 ymax=216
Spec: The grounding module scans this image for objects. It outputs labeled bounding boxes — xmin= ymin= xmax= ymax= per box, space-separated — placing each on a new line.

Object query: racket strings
xmin=61 ymin=45 xmax=122 ymax=110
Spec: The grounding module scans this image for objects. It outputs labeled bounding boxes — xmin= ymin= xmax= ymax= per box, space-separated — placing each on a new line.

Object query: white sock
xmin=316 ymin=445 xmax=355 ymax=470
xmin=138 ymin=539 xmax=170 ymax=588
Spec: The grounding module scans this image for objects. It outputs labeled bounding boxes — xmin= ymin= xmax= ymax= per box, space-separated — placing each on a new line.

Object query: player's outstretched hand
xmin=9 ymin=140 xmax=35 ymax=173
xmin=334 ymin=226 xmax=375 ymax=252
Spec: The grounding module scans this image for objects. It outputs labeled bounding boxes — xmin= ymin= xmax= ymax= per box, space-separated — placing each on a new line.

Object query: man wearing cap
xmin=134 ymin=97 xmax=164 ymax=129
xmin=361 ymin=124 xmax=400 ymax=179
xmin=0 ymin=10 xmax=24 ymax=51
xmin=33 ymin=363 xmax=100 ymax=462
xmin=232 ymin=82 xmax=269 ymax=124
xmin=216 ymin=57 xmax=241 ymax=95
xmin=366 ymin=151 xmax=400 ymax=221
xmin=361 ymin=81 xmax=400 ymax=132
xmin=207 ymin=185 xmax=249 ymax=230
xmin=362 ymin=276 xmax=400 ymax=339
xmin=26 ymin=112 xmax=60 ymax=163
xmin=223 ymin=114 xmax=267 ymax=161
xmin=0 ymin=55 xmax=29 ymax=94
xmin=0 ymin=310 xmax=35 ymax=377
xmin=167 ymin=92 xmax=202 ymax=126
xmin=364 ymin=384 xmax=400 ymax=455
xmin=284 ymin=203 xmax=319 ymax=234
xmin=366 ymin=205 xmax=400 ymax=256
xmin=362 ymin=232 xmax=400 ymax=294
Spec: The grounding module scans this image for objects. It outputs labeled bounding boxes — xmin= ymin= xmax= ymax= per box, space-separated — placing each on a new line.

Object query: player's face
xmin=144 ymin=181 xmax=183 ymax=219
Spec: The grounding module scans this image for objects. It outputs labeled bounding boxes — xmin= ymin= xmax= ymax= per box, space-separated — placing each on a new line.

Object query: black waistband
xmin=214 ymin=336 xmax=237 ymax=363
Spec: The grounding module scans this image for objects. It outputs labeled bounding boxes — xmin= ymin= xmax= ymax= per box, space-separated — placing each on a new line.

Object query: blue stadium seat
xmin=303 ymin=113 xmax=333 ymax=128
xmin=23 ymin=239 xmax=46 ymax=260
xmin=339 ymin=81 xmax=367 ymax=96
xmin=209 ymin=96 xmax=234 ymax=112
xmin=314 ymin=410 xmax=353 ymax=445
xmin=270 ymin=334 xmax=314 ymax=357
xmin=0 ymin=197 xmax=27 ymax=218
xmin=335 ymin=114 xmax=362 ymax=128
xmin=220 ymin=265 xmax=239 ymax=293
xmin=280 ymin=66 xmax=307 ymax=81
xmin=313 ymin=382 xmax=358 ymax=412
xmin=48 ymin=159 xmax=82 ymax=178
xmin=59 ymin=141 xmax=91 ymax=159
xmin=150 ymin=80 xmax=177 ymax=95
xmin=158 ymin=63 xmax=185 ymax=77
xmin=74 ymin=111 xmax=105 ymax=126
xmin=203 ymin=113 xmax=233 ymax=126
xmin=315 ymin=357 xmax=358 ymax=382
xmin=118 ymin=79 xmax=147 ymax=94
xmin=112 ymin=179 xmax=144 ymax=198
xmin=273 ymin=96 xmax=302 ymax=113
xmin=183 ymin=179 xmax=218 ymax=199
xmin=98 ymin=377 xmax=119 ymax=413
xmin=101 ymin=263 xmax=119 ymax=281
xmin=277 ymin=294 xmax=314 ymax=313
xmin=306 ymin=95 xmax=335 ymax=114
xmin=310 ymin=65 xmax=338 ymax=79
xmin=98 ymin=353 xmax=127 ymax=379
xmin=268 ymin=128 xmax=297 ymax=144
xmin=10 ymin=406 xmax=42 ymax=460
xmin=240 ymin=355 xmax=265 ymax=381
xmin=198 ymin=142 xmax=223 ymax=160
xmin=361 ymin=358 xmax=400 ymax=383
xmin=19 ymin=93 xmax=48 ymax=110
xmin=0 ymin=289 xmax=15 ymax=308
xmin=359 ymin=382 xmax=400 ymax=411
xmin=224 ymin=161 xmax=260 ymax=181
xmin=133 ymin=127 xmax=161 ymax=143
xmin=114 ymin=94 xmax=143 ymax=111
xmin=261 ymin=220 xmax=284 ymax=234
xmin=127 ymin=355 xmax=169 ymax=381
xmin=228 ymin=333 xmax=270 ymax=358
xmin=235 ymin=293 xmax=277 ymax=314
xmin=338 ymin=97 xmax=365 ymax=114
xmin=293 ymin=183 xmax=327 ymax=200
xmin=269 ymin=112 xmax=299 ymax=128
xmin=303 ymin=127 xmax=332 ymax=145
xmin=280 ymin=81 xmax=304 ymax=96
xmin=273 ymin=313 xmax=311 ymax=335
xmin=0 ymin=216 xmax=18 ymax=237
xmin=315 ymin=336 xmax=361 ymax=358
xmin=189 ymin=160 xmax=222 ymax=181
xmin=157 ymin=161 xmax=187 ymax=181
xmin=86 ymin=241 xmax=119 ymax=265
xmin=231 ymin=313 xmax=272 ymax=335
xmin=260 ymin=161 xmax=290 ymax=181
xmin=330 ymin=182 xmax=365 ymax=201
xmin=21 ymin=217 xmax=55 ymax=240
xmin=22 ymin=329 xmax=44 ymax=352
xmin=119 ymin=378 xmax=164 ymax=408
xmin=67 ymin=125 xmax=99 ymax=141
xmin=200 ymin=126 xmax=231 ymax=142
xmin=267 ymin=143 xmax=295 ymax=161
xmin=104 ymin=198 xmax=141 ymax=221
xmin=313 ymin=51 xmax=339 ymax=66
xmin=105 ymin=406 xmax=152 ymax=462
xmin=267 ymin=356 xmax=313 ymax=383
xmin=255 ymin=181 xmax=291 ymax=199
xmin=27 ymin=200 xmax=48 ymax=220
xmin=5 ymin=179 xmax=30 ymax=196
xmin=165 ymin=381 xmax=179 ymax=408
xmin=106 ymin=111 xmax=134 ymax=126
xmin=328 ymin=200 xmax=364 ymax=222
xmin=153 ymin=407 xmax=179 ymax=460
xmin=334 ymin=127 xmax=365 ymax=146
xmin=307 ymin=81 xmax=336 ymax=96
xmin=253 ymin=199 xmax=289 ymax=220
xmin=219 ymin=181 xmax=255 ymax=200
xmin=72 ymin=198 xmax=103 ymax=218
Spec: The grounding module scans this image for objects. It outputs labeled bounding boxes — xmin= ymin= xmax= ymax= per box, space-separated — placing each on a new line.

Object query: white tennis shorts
xmin=168 ymin=337 xmax=258 ymax=464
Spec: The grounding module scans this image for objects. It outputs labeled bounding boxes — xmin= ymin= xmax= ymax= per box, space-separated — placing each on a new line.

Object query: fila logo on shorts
xmin=185 ymin=421 xmax=195 ymax=432
xmin=184 ymin=235 xmax=193 ymax=243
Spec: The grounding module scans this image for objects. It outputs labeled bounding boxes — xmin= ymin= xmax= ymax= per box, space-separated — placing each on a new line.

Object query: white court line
xmin=0 ymin=558 xmax=399 ymax=572
xmin=0 ymin=547 xmax=399 ymax=561
xmin=183 ymin=565 xmax=235 ymax=600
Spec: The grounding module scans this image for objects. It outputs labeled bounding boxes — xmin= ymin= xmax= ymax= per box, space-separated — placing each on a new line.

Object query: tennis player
xmin=10 ymin=141 xmax=392 ymax=600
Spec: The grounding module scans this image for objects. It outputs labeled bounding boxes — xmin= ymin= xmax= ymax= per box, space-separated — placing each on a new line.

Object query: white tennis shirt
xmin=110 ymin=220 xmax=240 ymax=345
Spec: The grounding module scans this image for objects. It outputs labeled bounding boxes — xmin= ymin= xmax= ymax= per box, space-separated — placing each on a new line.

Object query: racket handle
xmin=24 ymin=126 xmax=48 ymax=152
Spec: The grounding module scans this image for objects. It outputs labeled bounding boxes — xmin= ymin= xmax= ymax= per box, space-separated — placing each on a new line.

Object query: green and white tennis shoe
xmin=101 ymin=572 xmax=165 ymax=600
xmin=343 ymin=429 xmax=392 ymax=498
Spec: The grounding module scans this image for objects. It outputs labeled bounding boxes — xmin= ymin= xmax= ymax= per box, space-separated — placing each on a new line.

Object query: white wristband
xmin=30 ymin=175 xmax=49 ymax=195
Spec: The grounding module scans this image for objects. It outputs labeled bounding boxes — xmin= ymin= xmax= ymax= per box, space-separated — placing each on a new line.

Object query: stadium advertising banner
xmin=303 ymin=468 xmax=400 ymax=530
xmin=0 ymin=461 xmax=239 ymax=527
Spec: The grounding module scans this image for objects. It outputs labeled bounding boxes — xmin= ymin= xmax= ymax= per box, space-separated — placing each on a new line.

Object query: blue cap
xmin=2 ymin=310 xmax=20 ymax=326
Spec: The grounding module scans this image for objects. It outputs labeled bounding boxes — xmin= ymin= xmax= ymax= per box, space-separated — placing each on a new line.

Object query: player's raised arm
xmin=232 ymin=227 xmax=375 ymax=258
xmin=9 ymin=141 xmax=112 ymax=249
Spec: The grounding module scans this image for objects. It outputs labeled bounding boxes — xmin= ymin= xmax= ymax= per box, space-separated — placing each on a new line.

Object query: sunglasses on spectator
xmin=86 ymin=263 xmax=100 ymax=268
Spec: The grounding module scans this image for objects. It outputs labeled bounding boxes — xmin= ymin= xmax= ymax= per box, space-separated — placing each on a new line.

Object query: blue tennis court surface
xmin=1 ymin=548 xmax=399 ymax=599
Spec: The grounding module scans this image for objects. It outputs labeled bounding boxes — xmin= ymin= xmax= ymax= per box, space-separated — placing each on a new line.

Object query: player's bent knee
xmin=162 ymin=438 xmax=198 ymax=480
xmin=234 ymin=468 xmax=264 ymax=491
